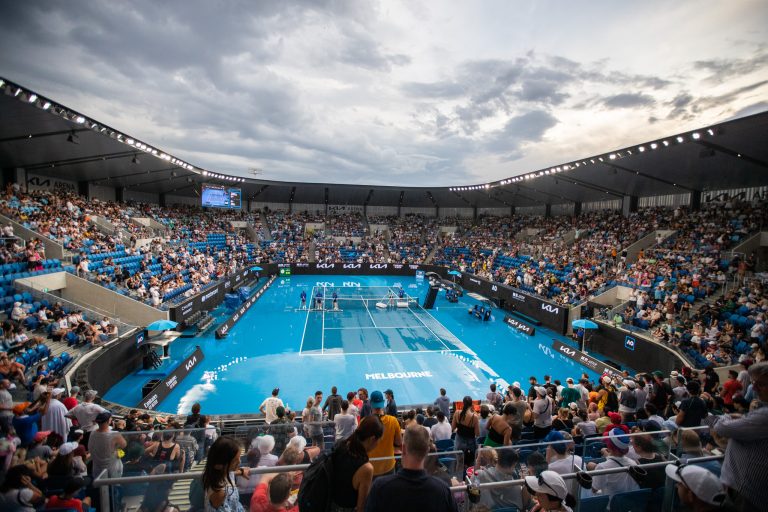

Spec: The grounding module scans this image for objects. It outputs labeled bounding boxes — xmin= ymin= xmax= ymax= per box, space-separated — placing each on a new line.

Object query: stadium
xmin=1 ymin=3 xmax=767 ymax=512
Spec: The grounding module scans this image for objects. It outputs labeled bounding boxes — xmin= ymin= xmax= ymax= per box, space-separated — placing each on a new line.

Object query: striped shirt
xmin=705 ymin=403 xmax=768 ymax=506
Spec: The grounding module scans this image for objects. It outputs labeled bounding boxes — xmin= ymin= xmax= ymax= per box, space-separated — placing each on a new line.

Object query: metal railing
xmin=87 ymin=425 xmax=722 ymax=512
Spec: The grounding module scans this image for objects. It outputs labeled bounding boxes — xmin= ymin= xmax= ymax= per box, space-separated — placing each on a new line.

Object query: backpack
xmin=298 ymin=449 xmax=334 ymax=512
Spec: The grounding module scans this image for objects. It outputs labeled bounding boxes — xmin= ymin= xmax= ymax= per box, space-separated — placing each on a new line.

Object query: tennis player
xmin=300 ymin=290 xmax=307 ymax=309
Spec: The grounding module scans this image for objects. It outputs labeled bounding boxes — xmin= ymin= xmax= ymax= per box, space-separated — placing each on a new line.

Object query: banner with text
xmin=504 ymin=315 xmax=536 ymax=336
xmin=551 ymin=339 xmax=621 ymax=376
xmin=215 ymin=278 xmax=273 ymax=338
xmin=138 ymin=346 xmax=205 ymax=411
xmin=170 ymin=268 xmax=253 ymax=325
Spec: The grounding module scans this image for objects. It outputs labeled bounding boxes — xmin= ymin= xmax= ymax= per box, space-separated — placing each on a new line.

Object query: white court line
xmin=362 ymin=295 xmax=378 ymax=328
xmin=321 ymin=289 xmax=326 ymax=354
xmin=405 ymin=305 xmax=452 ymax=351
xmin=298 ymin=286 xmax=314 ymax=355
xmin=301 ymin=348 xmax=463 ymax=356
xmin=323 ymin=325 xmax=423 ymax=330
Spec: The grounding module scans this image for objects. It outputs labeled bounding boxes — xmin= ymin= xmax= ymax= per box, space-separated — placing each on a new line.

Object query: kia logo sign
xmin=343 ymin=263 xmax=361 ymax=269
xmin=370 ymin=263 xmax=388 ymax=269
xmin=504 ymin=315 xmax=535 ymax=336
xmin=541 ymin=303 xmax=560 ymax=314
xmin=317 ymin=263 xmax=335 ymax=269
xmin=185 ymin=356 xmax=197 ymax=371
xmin=559 ymin=345 xmax=576 ymax=356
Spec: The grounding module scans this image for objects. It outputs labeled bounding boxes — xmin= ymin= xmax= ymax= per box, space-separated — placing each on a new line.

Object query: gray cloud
xmin=603 ymin=93 xmax=656 ymax=109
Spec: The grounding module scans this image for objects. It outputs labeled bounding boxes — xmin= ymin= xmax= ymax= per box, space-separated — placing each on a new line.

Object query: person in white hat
xmin=524 ymin=470 xmax=575 ymax=511
xmin=617 ymin=379 xmax=638 ymax=423
xmin=665 ymin=464 xmax=727 ymax=511
xmin=41 ymin=387 xmax=71 ymax=440
xmin=532 ymin=386 xmax=554 ymax=439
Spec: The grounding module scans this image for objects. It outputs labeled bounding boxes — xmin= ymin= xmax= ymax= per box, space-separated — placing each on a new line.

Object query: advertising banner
xmin=170 ymin=268 xmax=252 ymax=324
xmin=503 ymin=315 xmax=536 ymax=336
xmin=551 ymin=339 xmax=621 ymax=376
xmin=215 ymin=278 xmax=272 ymax=338
xmin=459 ymin=274 xmax=568 ymax=334
xmin=137 ymin=346 xmax=204 ymax=411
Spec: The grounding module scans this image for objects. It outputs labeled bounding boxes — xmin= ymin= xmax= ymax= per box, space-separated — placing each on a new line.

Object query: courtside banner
xmin=138 ymin=346 xmax=205 ymax=411
xmin=551 ymin=339 xmax=621 ymax=376
xmin=460 ymin=274 xmax=568 ymax=334
xmin=282 ymin=262 xmax=450 ymax=277
xmin=504 ymin=315 xmax=535 ymax=336
xmin=215 ymin=277 xmax=273 ymax=338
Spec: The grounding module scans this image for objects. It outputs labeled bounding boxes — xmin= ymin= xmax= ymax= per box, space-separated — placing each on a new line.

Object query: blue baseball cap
xmin=543 ymin=430 xmax=567 ymax=454
xmin=370 ymin=390 xmax=386 ymax=409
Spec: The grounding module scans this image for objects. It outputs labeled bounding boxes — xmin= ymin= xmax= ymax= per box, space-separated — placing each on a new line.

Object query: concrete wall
xmin=124 ymin=190 xmax=160 ymax=204
xmin=0 ymin=213 xmax=68 ymax=259
xmin=624 ymin=231 xmax=660 ymax=263
xmin=131 ymin=217 xmax=166 ymax=232
xmin=89 ymin=184 xmax=116 ymax=202
xmin=19 ymin=272 xmax=167 ymax=326
xmin=369 ymin=224 xmax=389 ymax=234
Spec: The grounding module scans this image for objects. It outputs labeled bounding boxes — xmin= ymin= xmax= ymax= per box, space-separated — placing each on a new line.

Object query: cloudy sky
xmin=1 ymin=1 xmax=767 ymax=186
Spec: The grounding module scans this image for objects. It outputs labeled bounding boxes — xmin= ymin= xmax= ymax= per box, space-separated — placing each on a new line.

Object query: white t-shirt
xmin=430 ymin=419 xmax=452 ymax=441
xmin=260 ymin=396 xmax=284 ymax=424
xmin=533 ymin=397 xmax=553 ymax=427
xmin=593 ymin=456 xmax=640 ymax=497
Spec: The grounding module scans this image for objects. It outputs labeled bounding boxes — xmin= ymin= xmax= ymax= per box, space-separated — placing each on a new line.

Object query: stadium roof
xmin=1 ymin=77 xmax=767 ymax=209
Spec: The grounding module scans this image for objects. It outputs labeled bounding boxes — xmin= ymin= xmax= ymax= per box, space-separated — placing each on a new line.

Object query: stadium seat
xmin=610 ymin=488 xmax=652 ymax=512
xmin=579 ymin=495 xmax=609 ymax=512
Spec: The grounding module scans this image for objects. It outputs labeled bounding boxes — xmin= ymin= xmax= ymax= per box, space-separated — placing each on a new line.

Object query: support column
xmin=115 ymin=187 xmax=124 ymax=203
xmin=510 ymin=206 xmax=515 ymax=216
xmin=159 ymin=193 xmax=167 ymax=208
xmin=473 ymin=206 xmax=478 ymax=220
xmin=690 ymin=190 xmax=702 ymax=211
xmin=574 ymin=201 xmax=582 ymax=217
xmin=545 ymin=204 xmax=552 ymax=218
xmin=622 ymin=195 xmax=638 ymax=217
xmin=435 ymin=206 xmax=439 ymax=218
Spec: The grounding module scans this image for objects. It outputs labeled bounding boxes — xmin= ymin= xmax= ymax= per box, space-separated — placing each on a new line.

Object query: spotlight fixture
xmin=131 ymin=154 xmax=140 ymax=165
xmin=676 ymin=136 xmax=684 ymax=143
xmin=692 ymin=132 xmax=700 ymax=140
xmin=66 ymin=131 xmax=79 ymax=145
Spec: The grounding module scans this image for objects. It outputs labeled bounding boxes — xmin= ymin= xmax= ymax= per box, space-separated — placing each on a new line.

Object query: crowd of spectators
xmin=4 ymin=361 xmax=763 ymax=511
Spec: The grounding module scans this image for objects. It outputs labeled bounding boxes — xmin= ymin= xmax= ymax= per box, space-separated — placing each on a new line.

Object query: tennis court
xmin=104 ymin=274 xmax=602 ymax=415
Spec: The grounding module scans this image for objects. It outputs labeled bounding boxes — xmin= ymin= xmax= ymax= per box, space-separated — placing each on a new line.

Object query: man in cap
xmin=704 ymin=361 xmax=768 ymax=511
xmin=42 ymin=387 xmax=71 ymax=440
xmin=367 ymin=390 xmax=402 ymax=478
xmin=366 ymin=425 xmax=458 ymax=512
xmin=589 ymin=428 xmax=640 ymax=501
xmin=12 ymin=401 xmax=43 ymax=447
xmin=666 ymin=464 xmax=728 ymax=512
xmin=532 ymin=386 xmax=553 ymax=439
xmin=617 ymin=379 xmax=638 ymax=423
xmin=524 ymin=470 xmax=573 ymax=512
xmin=88 ymin=411 xmax=126 ymax=479
xmin=66 ymin=389 xmax=107 ymax=445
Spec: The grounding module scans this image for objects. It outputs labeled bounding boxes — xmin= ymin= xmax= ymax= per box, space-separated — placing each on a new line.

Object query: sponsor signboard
xmin=503 ymin=315 xmax=536 ymax=336
xmin=138 ymin=346 xmax=204 ymax=410
xmin=551 ymin=339 xmax=621 ymax=376
xmin=624 ymin=336 xmax=636 ymax=351
xmin=215 ymin=278 xmax=273 ymax=339
xmin=170 ymin=268 xmax=252 ymax=323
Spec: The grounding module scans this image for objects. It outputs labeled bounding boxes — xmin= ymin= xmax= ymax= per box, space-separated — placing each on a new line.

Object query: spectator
xmin=484 ymin=403 xmax=519 ymax=447
xmin=252 ymin=435 xmax=277 ymax=468
xmin=259 ymin=388 xmax=284 ymax=424
xmin=704 ymin=361 xmax=768 ymax=511
xmin=330 ymin=415 xmax=384 ymax=511
xmin=44 ymin=476 xmax=93 ymax=512
xmin=202 ymin=436 xmax=250 ymax=512
xmin=334 ymin=400 xmax=357 ymax=441
xmin=269 ymin=406 xmax=294 ymax=456
xmin=384 ymin=389 xmax=397 ymax=417
xmin=0 ymin=464 xmax=44 ymax=511
xmin=676 ymin=380 xmax=708 ymax=427
xmin=62 ymin=386 xmax=80 ymax=411
xmin=524 ymin=470 xmax=576 ymax=512
xmin=665 ymin=464 xmax=728 ymax=512
xmin=323 ymin=386 xmax=343 ymax=421
xmin=249 ymin=472 xmax=297 ymax=512
xmin=429 ymin=411 xmax=451 ymax=442
xmin=451 ymin=396 xmax=479 ymax=467
xmin=433 ymin=388 xmax=451 ymax=417
xmin=366 ymin=390 xmax=402 ymax=478
xmin=532 ymin=386 xmax=554 ymax=439
xmin=88 ymin=412 xmax=127 ymax=479
xmin=589 ymin=428 xmax=640 ymax=500
xmin=365 ymin=425 xmax=458 ymax=512
xmin=476 ymin=447 xmax=527 ymax=510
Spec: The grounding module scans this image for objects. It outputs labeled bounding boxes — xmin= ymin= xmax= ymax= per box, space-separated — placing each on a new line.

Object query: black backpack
xmin=605 ymin=386 xmax=619 ymax=411
xmin=298 ymin=449 xmax=334 ymax=512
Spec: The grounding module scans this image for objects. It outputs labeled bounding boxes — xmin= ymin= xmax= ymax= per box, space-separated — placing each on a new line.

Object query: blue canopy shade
xmin=571 ymin=319 xmax=598 ymax=330
xmin=146 ymin=319 xmax=179 ymax=331
xmin=448 ymin=270 xmax=462 ymax=276
xmin=251 ymin=266 xmax=264 ymax=271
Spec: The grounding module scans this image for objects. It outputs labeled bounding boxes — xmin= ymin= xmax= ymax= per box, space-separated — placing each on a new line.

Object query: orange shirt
xmin=367 ymin=414 xmax=400 ymax=475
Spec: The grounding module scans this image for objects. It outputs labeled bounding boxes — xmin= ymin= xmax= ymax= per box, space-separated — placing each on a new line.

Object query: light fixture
xmin=131 ymin=154 xmax=140 ymax=165
xmin=692 ymin=132 xmax=700 ymax=140
xmin=14 ymin=88 xmax=22 ymax=97
xmin=676 ymin=136 xmax=684 ymax=143
xmin=66 ymin=131 xmax=79 ymax=145
xmin=638 ymin=146 xmax=645 ymax=152
xmin=662 ymin=140 xmax=669 ymax=146
xmin=650 ymin=143 xmax=657 ymax=149
xmin=609 ymin=154 xmax=616 ymax=160
xmin=707 ymin=129 xmax=714 ymax=136
xmin=75 ymin=116 xmax=85 ymax=124
xmin=27 ymin=94 xmax=37 ymax=103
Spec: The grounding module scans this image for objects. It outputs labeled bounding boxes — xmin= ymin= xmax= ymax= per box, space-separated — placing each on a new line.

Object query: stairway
xmin=166 ymin=458 xmax=206 ymax=511
xmin=259 ymin=211 xmax=272 ymax=241
xmin=308 ymin=240 xmax=317 ymax=263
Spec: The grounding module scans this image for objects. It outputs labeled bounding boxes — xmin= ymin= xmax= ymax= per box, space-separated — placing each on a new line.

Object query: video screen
xmin=202 ymin=184 xmax=242 ymax=209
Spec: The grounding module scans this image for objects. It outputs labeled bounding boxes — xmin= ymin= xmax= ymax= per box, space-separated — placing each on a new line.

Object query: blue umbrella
xmin=571 ymin=319 xmax=598 ymax=330
xmin=146 ymin=319 xmax=179 ymax=331
xmin=250 ymin=266 xmax=263 ymax=272
xmin=447 ymin=270 xmax=462 ymax=276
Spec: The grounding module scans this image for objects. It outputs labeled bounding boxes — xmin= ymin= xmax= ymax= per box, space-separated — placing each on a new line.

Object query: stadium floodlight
xmin=676 ymin=136 xmax=684 ymax=143
xmin=28 ymin=94 xmax=37 ymax=103
xmin=14 ymin=87 xmax=22 ymax=97
xmin=638 ymin=146 xmax=645 ymax=152
xmin=590 ymin=159 xmax=595 ymax=164
xmin=662 ymin=140 xmax=669 ymax=146
xmin=42 ymin=101 xmax=51 ymax=110
xmin=650 ymin=143 xmax=657 ymax=149
xmin=609 ymin=154 xmax=616 ymax=160
xmin=707 ymin=129 xmax=714 ymax=136
xmin=75 ymin=116 xmax=85 ymax=124
xmin=692 ymin=132 xmax=700 ymax=139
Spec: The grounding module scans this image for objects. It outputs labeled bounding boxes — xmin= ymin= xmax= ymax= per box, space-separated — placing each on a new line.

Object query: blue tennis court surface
xmin=105 ymin=275 xmax=603 ymax=415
